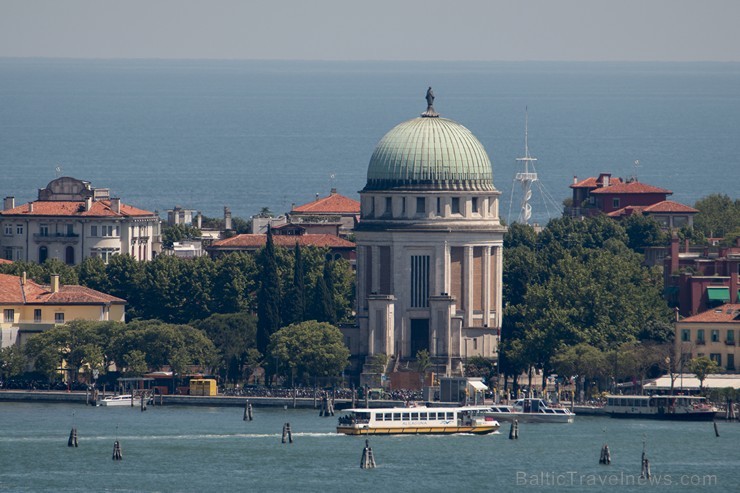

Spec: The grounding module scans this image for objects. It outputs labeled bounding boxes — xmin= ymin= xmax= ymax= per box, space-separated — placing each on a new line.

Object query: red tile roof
xmin=211 ymin=234 xmax=355 ymax=249
xmin=0 ymin=259 xmax=12 ymax=264
xmin=608 ymin=200 xmax=698 ymax=217
xmin=589 ymin=181 xmax=672 ymax=195
xmin=681 ymin=304 xmax=740 ymax=323
xmin=291 ymin=192 xmax=360 ymax=214
xmin=643 ymin=200 xmax=698 ymax=213
xmin=0 ymin=273 xmax=126 ymax=305
xmin=0 ymin=200 xmax=155 ymax=218
xmin=571 ymin=176 xmax=623 ymax=188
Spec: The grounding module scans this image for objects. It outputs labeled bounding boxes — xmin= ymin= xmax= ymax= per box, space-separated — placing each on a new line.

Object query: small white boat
xmin=97 ymin=394 xmax=143 ymax=407
xmin=337 ymin=405 xmax=500 ymax=435
xmin=486 ymin=398 xmax=575 ymax=423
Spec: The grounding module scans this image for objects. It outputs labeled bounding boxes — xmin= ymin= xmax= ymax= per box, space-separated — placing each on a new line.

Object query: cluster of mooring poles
xmin=360 ymin=440 xmax=376 ymax=469
xmin=243 ymin=401 xmax=253 ymax=421
xmin=508 ymin=420 xmax=519 ymax=440
xmin=319 ymin=394 xmax=334 ymax=417
xmin=281 ymin=423 xmax=293 ymax=444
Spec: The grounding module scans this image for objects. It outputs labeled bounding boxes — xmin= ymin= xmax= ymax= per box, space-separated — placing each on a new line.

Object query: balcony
xmin=696 ymin=340 xmax=706 ymax=345
xmin=726 ymin=340 xmax=736 ymax=346
xmin=33 ymin=233 xmax=80 ymax=244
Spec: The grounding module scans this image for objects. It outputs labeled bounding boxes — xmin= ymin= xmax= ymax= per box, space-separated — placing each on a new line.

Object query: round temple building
xmin=355 ymin=90 xmax=506 ymax=377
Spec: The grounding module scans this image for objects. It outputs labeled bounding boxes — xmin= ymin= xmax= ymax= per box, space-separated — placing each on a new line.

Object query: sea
xmin=0 ymin=402 xmax=738 ymax=492
xmin=1 ymin=59 xmax=739 ymax=226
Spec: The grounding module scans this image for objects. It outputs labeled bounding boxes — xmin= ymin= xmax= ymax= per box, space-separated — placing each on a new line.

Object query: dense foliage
xmin=501 ymin=216 xmax=673 ymax=390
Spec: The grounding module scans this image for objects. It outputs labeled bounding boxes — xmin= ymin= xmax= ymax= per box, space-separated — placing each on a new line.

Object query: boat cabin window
xmin=402 ymin=412 xmax=410 ymax=420
xmin=384 ymin=413 xmax=392 ymax=421
xmin=420 ymin=412 xmax=428 ymax=420
xmin=393 ymin=413 xmax=401 ymax=421
xmin=375 ymin=413 xmax=384 ymax=421
xmin=446 ymin=412 xmax=454 ymax=420
xmin=411 ymin=412 xmax=419 ymax=420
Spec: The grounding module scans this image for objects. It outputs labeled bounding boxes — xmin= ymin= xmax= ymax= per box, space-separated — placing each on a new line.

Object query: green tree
xmin=212 ymin=253 xmax=257 ymax=314
xmin=283 ymin=243 xmax=306 ymax=324
xmin=693 ymin=194 xmax=740 ymax=238
xmin=0 ymin=346 xmax=26 ymax=380
xmin=161 ymin=224 xmax=202 ymax=249
xmin=269 ymin=321 xmax=349 ymax=385
xmin=310 ymin=260 xmax=337 ymax=324
xmin=105 ymin=254 xmax=146 ymax=318
xmin=688 ymin=356 xmax=720 ymax=391
xmin=256 ymin=227 xmax=282 ymax=355
xmin=192 ymin=312 xmax=259 ymax=383
xmin=122 ymin=350 xmax=148 ymax=377
xmin=623 ymin=214 xmax=668 ymax=252
xmin=77 ymin=256 xmax=110 ymax=293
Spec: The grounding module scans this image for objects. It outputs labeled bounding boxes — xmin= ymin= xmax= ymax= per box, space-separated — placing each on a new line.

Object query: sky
xmin=1 ymin=0 xmax=739 ymax=62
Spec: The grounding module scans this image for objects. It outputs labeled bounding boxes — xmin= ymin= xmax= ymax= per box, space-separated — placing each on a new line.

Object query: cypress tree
xmin=256 ymin=227 xmax=281 ymax=355
xmin=310 ymin=260 xmax=336 ymax=324
xmin=284 ymin=242 xmax=306 ymax=324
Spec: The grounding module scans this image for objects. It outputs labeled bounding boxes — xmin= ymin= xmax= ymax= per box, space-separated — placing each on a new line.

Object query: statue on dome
xmin=422 ymin=87 xmax=438 ymax=117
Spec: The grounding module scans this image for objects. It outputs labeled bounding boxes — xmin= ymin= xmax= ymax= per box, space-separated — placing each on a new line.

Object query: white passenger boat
xmin=97 ymin=394 xmax=143 ymax=407
xmin=604 ymin=395 xmax=716 ymax=421
xmin=486 ymin=398 xmax=575 ymax=423
xmin=336 ymin=406 xmax=500 ymax=435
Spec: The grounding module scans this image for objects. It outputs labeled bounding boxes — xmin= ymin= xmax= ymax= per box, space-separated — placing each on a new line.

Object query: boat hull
xmin=608 ymin=411 xmax=715 ymax=421
xmin=337 ymin=424 xmax=499 ymax=435
xmin=97 ymin=396 xmax=142 ymax=407
xmin=486 ymin=413 xmax=573 ymax=424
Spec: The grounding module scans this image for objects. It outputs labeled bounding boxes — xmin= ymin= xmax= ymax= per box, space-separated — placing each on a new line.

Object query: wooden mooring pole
xmin=360 ymin=439 xmax=376 ymax=469
xmin=282 ymin=423 xmax=293 ymax=444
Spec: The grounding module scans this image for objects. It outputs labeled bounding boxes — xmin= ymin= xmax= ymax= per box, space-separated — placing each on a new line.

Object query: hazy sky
xmin=1 ymin=0 xmax=739 ymax=61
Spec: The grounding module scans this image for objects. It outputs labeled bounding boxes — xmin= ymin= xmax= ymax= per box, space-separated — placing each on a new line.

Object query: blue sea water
xmin=0 ymin=402 xmax=738 ymax=493
xmin=0 ymin=59 xmax=739 ymax=225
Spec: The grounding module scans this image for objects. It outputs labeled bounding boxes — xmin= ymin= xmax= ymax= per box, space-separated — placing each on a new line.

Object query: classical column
xmin=464 ymin=246 xmax=473 ymax=327
xmin=483 ymin=245 xmax=492 ymax=328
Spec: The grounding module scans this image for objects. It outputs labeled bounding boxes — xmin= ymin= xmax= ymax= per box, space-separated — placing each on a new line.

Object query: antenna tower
xmin=514 ymin=109 xmax=538 ymax=224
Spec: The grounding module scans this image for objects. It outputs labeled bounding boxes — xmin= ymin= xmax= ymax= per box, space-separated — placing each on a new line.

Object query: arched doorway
xmin=38 ymin=246 xmax=48 ymax=264
xmin=65 ymin=246 xmax=75 ymax=265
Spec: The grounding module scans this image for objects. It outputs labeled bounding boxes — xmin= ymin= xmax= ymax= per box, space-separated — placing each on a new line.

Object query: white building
xmin=1 ymin=177 xmax=161 ymax=264
xmin=353 ymin=93 xmax=506 ymax=376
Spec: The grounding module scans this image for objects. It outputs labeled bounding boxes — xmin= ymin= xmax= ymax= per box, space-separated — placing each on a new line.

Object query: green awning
xmin=707 ymin=286 xmax=730 ymax=302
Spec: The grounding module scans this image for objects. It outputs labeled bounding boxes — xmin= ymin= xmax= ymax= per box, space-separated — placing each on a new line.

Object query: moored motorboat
xmin=604 ymin=395 xmax=716 ymax=421
xmin=486 ymin=398 xmax=575 ymax=423
xmin=97 ymin=394 xmax=143 ymax=407
xmin=336 ymin=406 xmax=500 ymax=435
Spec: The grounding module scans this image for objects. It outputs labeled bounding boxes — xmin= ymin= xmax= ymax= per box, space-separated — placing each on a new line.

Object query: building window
xmin=451 ymin=197 xmax=460 ymax=214
xmin=384 ymin=197 xmax=392 ymax=217
xmin=416 ymin=197 xmax=425 ymax=214
xmin=681 ymin=329 xmax=690 ymax=342
xmin=436 ymin=197 xmax=441 ymax=216
xmin=34 ymin=309 xmax=42 ymax=323
xmin=92 ymin=248 xmax=120 ymax=264
xmin=401 ymin=197 xmax=406 ymax=215
xmin=66 ymin=224 xmax=74 ymax=235
xmin=727 ymin=330 xmax=735 ymax=344
xmin=711 ymin=330 xmax=719 ymax=342
xmin=710 ymin=353 xmax=722 ymax=366
xmin=410 ymin=255 xmax=430 ymax=308
xmin=101 ymin=225 xmax=115 ymax=237
xmin=39 ymin=224 xmax=49 ymax=236
xmin=14 ymin=248 xmax=22 ymax=261
xmin=697 ymin=329 xmax=705 ymax=343
xmin=90 ymin=225 xmax=98 ymax=236
xmin=612 ymin=198 xmax=620 ymax=209
xmin=3 ymin=224 xmax=11 ymax=236
xmin=673 ymin=216 xmax=687 ymax=228
xmin=3 ymin=309 xmax=14 ymax=323
xmin=473 ymin=338 xmax=478 ymax=350
xmin=16 ymin=224 xmax=23 ymax=235
xmin=471 ymin=197 xmax=479 ymax=213
xmin=54 ymin=313 xmax=65 ymax=324
xmin=4 ymin=247 xmax=12 ymax=261
xmin=39 ymin=246 xmax=48 ymax=264
xmin=728 ymin=354 xmax=736 ymax=371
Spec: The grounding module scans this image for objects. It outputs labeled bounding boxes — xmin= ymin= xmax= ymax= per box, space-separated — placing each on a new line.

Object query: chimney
xmin=28 ymin=202 xmax=34 ymax=212
xmin=572 ymin=176 xmax=578 ymax=185
xmin=330 ymin=188 xmax=337 ymax=195
xmin=224 ymin=206 xmax=232 ymax=231
xmin=110 ymin=198 xmax=121 ymax=214
xmin=674 ymin=307 xmax=680 ymax=322
xmin=21 ymin=271 xmax=26 ymax=285
xmin=315 ymin=193 xmax=320 ymax=201
xmin=3 ymin=196 xmax=14 ymax=210
xmin=85 ymin=196 xmax=93 ymax=211
xmin=51 ymin=274 xmax=60 ymax=293
xmin=196 ymin=211 xmax=202 ymax=229
xmin=670 ymin=235 xmax=679 ymax=274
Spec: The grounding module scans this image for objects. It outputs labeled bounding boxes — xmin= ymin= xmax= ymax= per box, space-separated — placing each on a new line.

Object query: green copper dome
xmin=364 ymin=115 xmax=495 ymax=192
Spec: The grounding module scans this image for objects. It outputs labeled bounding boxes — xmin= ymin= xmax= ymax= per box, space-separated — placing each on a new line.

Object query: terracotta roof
xmin=571 ymin=176 xmax=623 ymax=188
xmin=0 ymin=273 xmax=125 ymax=305
xmin=0 ymin=259 xmax=12 ymax=264
xmin=0 ymin=200 xmax=155 ymax=218
xmin=291 ymin=192 xmax=360 ymax=214
xmin=608 ymin=200 xmax=698 ymax=217
xmin=211 ymin=233 xmax=355 ymax=249
xmin=589 ymin=181 xmax=672 ymax=195
xmin=681 ymin=304 xmax=740 ymax=323
xmin=643 ymin=201 xmax=698 ymax=213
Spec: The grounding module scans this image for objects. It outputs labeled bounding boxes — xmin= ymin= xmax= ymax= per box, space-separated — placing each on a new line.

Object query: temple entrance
xmin=410 ymin=318 xmax=430 ymax=357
